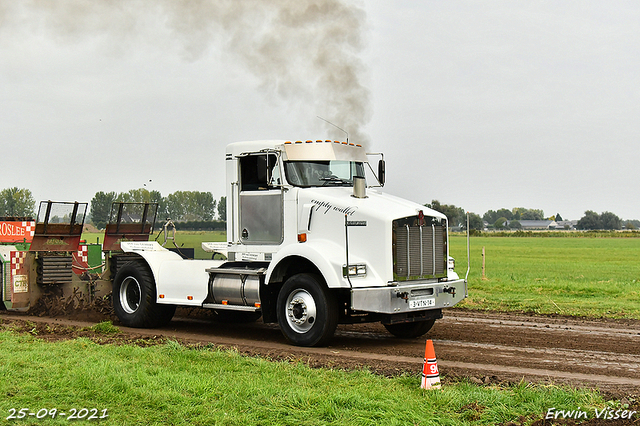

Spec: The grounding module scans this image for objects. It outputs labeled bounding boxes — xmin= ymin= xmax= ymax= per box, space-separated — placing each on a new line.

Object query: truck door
xmin=239 ymin=153 xmax=283 ymax=244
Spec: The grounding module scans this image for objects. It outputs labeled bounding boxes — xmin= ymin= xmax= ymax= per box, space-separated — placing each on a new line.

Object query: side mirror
xmin=378 ymin=160 xmax=386 ymax=186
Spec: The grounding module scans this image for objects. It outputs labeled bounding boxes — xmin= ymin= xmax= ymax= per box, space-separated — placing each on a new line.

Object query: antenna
xmin=317 ymin=116 xmax=348 ymax=143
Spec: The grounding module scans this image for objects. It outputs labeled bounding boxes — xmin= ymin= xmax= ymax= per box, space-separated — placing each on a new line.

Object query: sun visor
xmin=283 ymin=141 xmax=368 ymax=162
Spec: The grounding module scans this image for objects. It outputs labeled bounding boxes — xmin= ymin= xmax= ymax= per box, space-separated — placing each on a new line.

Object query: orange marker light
xmin=159 ymin=294 xmax=165 ymax=299
xmin=298 ymin=233 xmax=307 ymax=243
xmin=187 ymin=295 xmax=193 ymax=300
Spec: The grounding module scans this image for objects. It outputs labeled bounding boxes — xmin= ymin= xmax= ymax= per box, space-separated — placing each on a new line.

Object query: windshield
xmin=284 ymin=160 xmax=366 ymax=187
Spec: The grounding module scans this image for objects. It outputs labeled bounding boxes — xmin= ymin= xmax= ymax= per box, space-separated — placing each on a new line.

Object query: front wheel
xmin=277 ymin=273 xmax=338 ymax=347
xmin=112 ymin=261 xmax=175 ymax=328
xmin=384 ymin=319 xmax=436 ymax=339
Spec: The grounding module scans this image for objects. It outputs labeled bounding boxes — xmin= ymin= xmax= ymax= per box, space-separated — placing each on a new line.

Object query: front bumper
xmin=350 ymin=278 xmax=467 ymax=314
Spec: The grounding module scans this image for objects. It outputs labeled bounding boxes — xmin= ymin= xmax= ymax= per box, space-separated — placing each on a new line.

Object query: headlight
xmin=343 ymin=264 xmax=367 ymax=277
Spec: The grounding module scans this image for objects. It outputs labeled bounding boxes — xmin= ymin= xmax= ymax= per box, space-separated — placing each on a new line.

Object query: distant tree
xmin=483 ymin=210 xmax=498 ymax=224
xmin=148 ymin=190 xmax=167 ymax=222
xmin=217 ymin=196 xmax=227 ymax=221
xmin=520 ymin=209 xmax=544 ymax=220
xmin=165 ymin=191 xmax=216 ymax=222
xmin=188 ymin=191 xmax=216 ymax=221
xmin=0 ymin=187 xmax=36 ymax=218
xmin=577 ymin=210 xmax=602 ymax=230
xmin=426 ymin=200 xmax=465 ymax=227
xmin=483 ymin=208 xmax=512 ymax=223
xmin=509 ymin=220 xmax=522 ymax=230
xmin=600 ymin=211 xmax=621 ymax=230
xmin=496 ymin=208 xmax=513 ymax=221
xmin=467 ymin=213 xmax=483 ymax=230
xmin=494 ymin=217 xmax=508 ymax=229
xmin=625 ymin=221 xmax=637 ymax=230
xmin=90 ymin=191 xmax=116 ymax=229
xmin=555 ymin=213 xmax=563 ymax=222
xmin=425 ymin=200 xmax=466 ymax=226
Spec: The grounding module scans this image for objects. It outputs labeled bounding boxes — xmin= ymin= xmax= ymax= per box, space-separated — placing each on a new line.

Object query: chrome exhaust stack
xmin=352 ymin=176 xmax=367 ymax=199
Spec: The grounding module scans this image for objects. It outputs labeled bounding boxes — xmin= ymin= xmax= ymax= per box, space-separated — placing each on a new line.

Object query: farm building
xmin=507 ymin=220 xmax=556 ymax=230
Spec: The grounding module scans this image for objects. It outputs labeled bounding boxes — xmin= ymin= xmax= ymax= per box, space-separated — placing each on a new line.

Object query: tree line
xmin=0 ymin=187 xmax=226 ymax=229
xmin=0 ymin=187 xmax=35 ymax=218
xmin=0 ymin=187 xmax=636 ymax=231
xmin=425 ymin=200 xmax=634 ymax=231
xmin=90 ymin=189 xmax=226 ymax=229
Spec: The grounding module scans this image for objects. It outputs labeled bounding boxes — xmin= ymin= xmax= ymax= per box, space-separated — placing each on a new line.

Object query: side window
xmin=240 ymin=154 xmax=279 ymax=191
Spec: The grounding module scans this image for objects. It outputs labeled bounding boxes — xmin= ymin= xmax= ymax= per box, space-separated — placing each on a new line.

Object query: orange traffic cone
xmin=421 ymin=339 xmax=441 ymax=389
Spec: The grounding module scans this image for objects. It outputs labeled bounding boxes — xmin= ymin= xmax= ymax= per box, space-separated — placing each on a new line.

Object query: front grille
xmin=393 ymin=216 xmax=447 ymax=281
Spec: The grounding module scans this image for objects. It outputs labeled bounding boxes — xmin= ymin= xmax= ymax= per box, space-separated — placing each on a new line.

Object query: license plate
xmin=409 ymin=298 xmax=435 ymax=309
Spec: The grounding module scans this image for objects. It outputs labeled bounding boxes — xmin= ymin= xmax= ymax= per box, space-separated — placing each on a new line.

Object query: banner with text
xmin=0 ymin=221 xmax=36 ymax=243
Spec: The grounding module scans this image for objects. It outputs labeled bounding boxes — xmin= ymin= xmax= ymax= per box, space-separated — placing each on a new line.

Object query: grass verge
xmin=449 ymin=235 xmax=640 ymax=319
xmin=0 ymin=329 xmax=618 ymax=426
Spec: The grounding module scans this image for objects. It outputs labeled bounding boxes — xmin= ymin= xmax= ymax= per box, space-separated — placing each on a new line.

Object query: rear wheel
xmin=277 ymin=273 xmax=338 ymax=347
xmin=384 ymin=319 xmax=436 ymax=339
xmin=112 ymin=262 xmax=175 ymax=328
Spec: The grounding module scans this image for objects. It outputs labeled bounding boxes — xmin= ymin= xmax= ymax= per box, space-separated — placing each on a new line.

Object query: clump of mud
xmin=28 ymin=287 xmax=114 ymax=323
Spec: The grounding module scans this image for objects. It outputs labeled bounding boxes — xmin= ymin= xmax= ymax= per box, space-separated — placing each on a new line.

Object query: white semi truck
xmin=113 ymin=140 xmax=467 ymax=346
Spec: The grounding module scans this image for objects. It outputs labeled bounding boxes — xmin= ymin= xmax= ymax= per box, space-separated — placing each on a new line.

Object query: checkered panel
xmin=22 ymin=221 xmax=35 ymax=238
xmin=72 ymin=245 xmax=89 ymax=275
xmin=10 ymin=251 xmax=27 ymax=276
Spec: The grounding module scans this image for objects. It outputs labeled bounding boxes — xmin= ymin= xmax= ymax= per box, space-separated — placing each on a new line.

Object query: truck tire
xmin=112 ymin=262 xmax=175 ymax=328
xmin=383 ymin=319 xmax=436 ymax=339
xmin=277 ymin=273 xmax=338 ymax=347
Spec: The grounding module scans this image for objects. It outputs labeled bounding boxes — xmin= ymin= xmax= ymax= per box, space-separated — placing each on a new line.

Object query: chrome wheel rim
xmin=285 ymin=289 xmax=317 ymax=333
xmin=120 ymin=276 xmax=141 ymax=314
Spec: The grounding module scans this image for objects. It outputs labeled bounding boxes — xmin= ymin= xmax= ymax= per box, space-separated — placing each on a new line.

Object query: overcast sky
xmin=1 ymin=1 xmax=638 ymax=221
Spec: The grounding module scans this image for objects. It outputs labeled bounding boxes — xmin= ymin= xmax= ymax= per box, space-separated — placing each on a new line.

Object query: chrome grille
xmin=393 ymin=216 xmax=447 ymax=280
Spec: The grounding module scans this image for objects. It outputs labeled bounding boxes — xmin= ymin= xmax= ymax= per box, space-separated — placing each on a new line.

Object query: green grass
xmin=82 ymin=230 xmax=226 ymax=260
xmin=87 ymin=321 xmax=120 ymax=334
xmin=84 ymin=230 xmax=640 ymax=319
xmin=0 ymin=330 xmax=612 ymax=426
xmin=449 ymin=236 xmax=640 ymax=319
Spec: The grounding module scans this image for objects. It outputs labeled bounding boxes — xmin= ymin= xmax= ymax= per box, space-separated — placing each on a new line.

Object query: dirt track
xmin=2 ymin=309 xmax=639 ymax=398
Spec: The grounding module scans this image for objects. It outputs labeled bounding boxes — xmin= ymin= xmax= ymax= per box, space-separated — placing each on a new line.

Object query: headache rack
xmin=393 ymin=215 xmax=447 ymax=281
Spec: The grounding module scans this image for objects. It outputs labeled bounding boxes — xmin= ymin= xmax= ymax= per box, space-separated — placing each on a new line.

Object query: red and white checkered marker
xmin=72 ymin=245 xmax=89 ymax=274
xmin=22 ymin=221 xmax=35 ymax=238
xmin=10 ymin=251 xmax=27 ymax=276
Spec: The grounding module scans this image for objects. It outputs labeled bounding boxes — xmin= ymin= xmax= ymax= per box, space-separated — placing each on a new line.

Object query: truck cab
xmin=113 ymin=140 xmax=467 ymax=346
